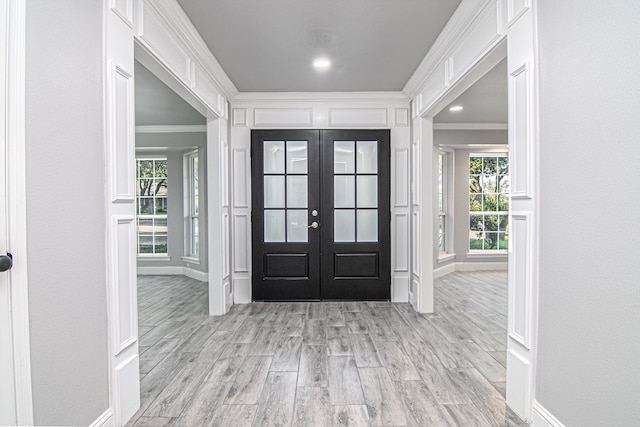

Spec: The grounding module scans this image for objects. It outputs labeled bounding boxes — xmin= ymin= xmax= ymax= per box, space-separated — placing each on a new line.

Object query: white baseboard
xmin=434 ymin=261 xmax=508 ymax=278
xmin=456 ymin=261 xmax=508 ymax=271
xmin=90 ymin=409 xmax=113 ymax=427
xmin=183 ymin=266 xmax=208 ymax=282
xmin=137 ymin=265 xmax=208 ymax=282
xmin=434 ymin=262 xmax=457 ymax=278
xmin=136 ymin=266 xmax=184 ymax=275
xmin=532 ymin=401 xmax=565 ymax=427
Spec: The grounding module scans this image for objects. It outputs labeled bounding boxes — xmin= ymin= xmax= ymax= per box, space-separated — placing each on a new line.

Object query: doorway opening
xmin=251 ymin=129 xmax=391 ymax=301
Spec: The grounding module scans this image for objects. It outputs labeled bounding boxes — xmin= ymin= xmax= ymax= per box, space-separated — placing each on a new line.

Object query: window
xmin=136 ymin=158 xmax=168 ymax=255
xmin=185 ymin=151 xmax=199 ymax=258
xmin=469 ymin=153 xmax=509 ymax=251
xmin=438 ymin=152 xmax=447 ymax=253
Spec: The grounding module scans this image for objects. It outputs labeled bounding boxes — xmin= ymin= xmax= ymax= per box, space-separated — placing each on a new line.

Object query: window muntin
xmin=136 ymin=158 xmax=168 ymax=254
xmin=263 ymin=140 xmax=309 ymax=243
xmin=333 ymin=141 xmax=379 ymax=243
xmin=469 ymin=153 xmax=509 ymax=251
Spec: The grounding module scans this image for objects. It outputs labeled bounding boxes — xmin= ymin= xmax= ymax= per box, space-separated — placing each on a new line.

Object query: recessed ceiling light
xmin=312 ymin=58 xmax=331 ymax=69
xmin=449 ymin=105 xmax=463 ymax=112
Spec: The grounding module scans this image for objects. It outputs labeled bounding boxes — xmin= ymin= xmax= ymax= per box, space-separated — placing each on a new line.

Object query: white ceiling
xmin=135 ymin=61 xmax=205 ymax=126
xmin=175 ymin=0 xmax=462 ymax=92
xmin=433 ymin=59 xmax=507 ymax=124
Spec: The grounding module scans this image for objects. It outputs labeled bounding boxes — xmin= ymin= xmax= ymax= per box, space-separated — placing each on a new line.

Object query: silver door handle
xmin=307 ymin=221 xmax=319 ymax=229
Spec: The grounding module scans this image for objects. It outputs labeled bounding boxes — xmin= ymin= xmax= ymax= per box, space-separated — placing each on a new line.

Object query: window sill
xmin=466 ymin=251 xmax=508 ymax=259
xmin=182 ymin=256 xmax=200 ymax=265
xmin=437 ymin=253 xmax=456 ymax=264
xmin=137 ymin=255 xmax=171 ymax=262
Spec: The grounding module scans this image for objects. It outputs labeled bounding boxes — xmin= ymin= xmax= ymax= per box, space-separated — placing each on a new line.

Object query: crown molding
xmin=135 ymin=125 xmax=207 ymax=133
xmin=232 ymin=91 xmax=409 ymax=105
xmin=403 ymin=0 xmax=495 ymax=97
xmin=144 ymin=0 xmax=238 ymax=99
xmin=434 ymin=122 xmax=507 ymax=130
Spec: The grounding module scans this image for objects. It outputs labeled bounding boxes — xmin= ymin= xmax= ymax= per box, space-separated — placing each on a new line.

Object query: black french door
xmin=251 ymin=129 xmax=390 ymax=301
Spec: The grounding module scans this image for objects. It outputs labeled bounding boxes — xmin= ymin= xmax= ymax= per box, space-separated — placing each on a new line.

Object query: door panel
xmin=252 ymin=130 xmax=321 ymax=300
xmin=321 ymin=130 xmax=391 ymax=300
xmin=252 ymin=129 xmax=390 ymax=301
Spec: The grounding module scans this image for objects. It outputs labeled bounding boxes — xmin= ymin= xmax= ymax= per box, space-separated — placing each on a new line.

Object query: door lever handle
xmin=307 ymin=221 xmax=320 ymax=229
xmin=0 ymin=253 xmax=13 ymax=272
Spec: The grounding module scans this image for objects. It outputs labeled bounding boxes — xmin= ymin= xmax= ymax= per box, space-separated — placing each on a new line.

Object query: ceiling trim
xmin=433 ymin=122 xmax=507 ymax=130
xmin=232 ymin=91 xmax=409 ymax=104
xmin=438 ymin=143 xmax=509 ymax=150
xmin=146 ymin=0 xmax=238 ymax=98
xmin=135 ymin=125 xmax=207 ymax=134
xmin=403 ymin=0 xmax=495 ymax=96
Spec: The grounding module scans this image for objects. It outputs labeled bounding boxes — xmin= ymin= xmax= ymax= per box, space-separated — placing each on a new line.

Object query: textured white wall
xmin=25 ymin=1 xmax=109 ymax=424
xmin=537 ymin=1 xmax=640 ymax=424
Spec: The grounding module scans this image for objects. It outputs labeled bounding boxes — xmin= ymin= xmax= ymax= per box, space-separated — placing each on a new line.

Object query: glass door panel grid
xmin=263 ymin=140 xmax=309 ymax=243
xmin=333 ymin=141 xmax=378 ymax=243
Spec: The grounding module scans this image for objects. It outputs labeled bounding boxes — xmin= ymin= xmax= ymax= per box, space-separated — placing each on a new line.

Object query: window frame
xmin=183 ymin=150 xmax=200 ymax=262
xmin=436 ymin=148 xmax=455 ymax=262
xmin=468 ymin=151 xmax=509 ymax=254
xmin=135 ymin=156 xmax=169 ymax=257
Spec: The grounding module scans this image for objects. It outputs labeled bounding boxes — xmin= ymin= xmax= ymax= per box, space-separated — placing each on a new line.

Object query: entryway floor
xmin=127 ymin=272 xmax=527 ymax=426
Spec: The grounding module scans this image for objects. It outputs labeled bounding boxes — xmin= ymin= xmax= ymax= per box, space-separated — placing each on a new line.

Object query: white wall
xmin=135 ymin=133 xmax=209 ymax=275
xmin=25 ymin=1 xmax=109 ymax=424
xmin=536 ymin=1 xmax=640 ymax=424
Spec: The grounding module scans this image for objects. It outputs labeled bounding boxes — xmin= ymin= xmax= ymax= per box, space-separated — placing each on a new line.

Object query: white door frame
xmin=408 ymin=0 xmax=540 ymax=421
xmin=1 ymin=0 xmax=33 ymax=425
xmin=105 ymin=1 xmax=233 ymax=423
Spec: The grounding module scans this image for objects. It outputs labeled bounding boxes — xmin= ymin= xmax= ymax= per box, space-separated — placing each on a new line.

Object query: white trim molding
xmin=89 ymin=409 xmax=114 ymax=427
xmin=433 ymin=122 xmax=508 ymax=130
xmin=138 ymin=0 xmax=237 ymax=99
xmin=5 ymin=0 xmax=34 ymax=424
xmin=135 ymin=125 xmax=207 ymax=133
xmin=183 ymin=266 xmax=208 ymax=282
xmin=136 ymin=266 xmax=209 ymax=282
xmin=434 ymin=261 xmax=509 ymax=279
xmin=532 ymin=401 xmax=565 ymax=427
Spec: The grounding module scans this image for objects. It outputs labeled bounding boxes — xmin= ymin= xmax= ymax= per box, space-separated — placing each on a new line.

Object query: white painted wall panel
xmin=140 ymin=6 xmax=190 ymax=83
xmin=233 ymin=108 xmax=248 ymax=127
xmin=232 ymin=149 xmax=249 ymax=208
xmin=449 ymin=4 xmax=500 ymax=82
xmin=507 ymin=0 xmax=530 ymax=27
xmin=114 ymin=355 xmax=140 ymax=424
xmin=394 ymin=149 xmax=409 ymax=207
xmin=111 ymin=0 xmax=133 ymax=27
xmin=193 ymin=63 xmax=223 ymax=117
xmin=114 ymin=217 xmax=136 ymax=354
xmin=411 ymin=212 xmax=420 ymax=277
xmin=222 ymin=212 xmax=230 ymax=279
xmin=418 ymin=62 xmax=447 ymax=115
xmin=509 ymin=63 xmax=532 ymax=199
xmin=394 ymin=108 xmax=409 ymax=127
xmin=254 ymin=108 xmax=313 ymax=127
xmin=233 ymin=215 xmax=249 ymax=273
xmin=394 ymin=214 xmax=409 ymax=272
xmin=509 ymin=213 xmax=531 ymax=348
xmin=328 ymin=108 xmax=388 ymax=127
xmin=110 ymin=64 xmax=134 ymax=202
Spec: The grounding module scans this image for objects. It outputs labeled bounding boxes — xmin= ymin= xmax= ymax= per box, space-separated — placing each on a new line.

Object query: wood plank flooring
xmin=127 ymin=272 xmax=527 ymax=426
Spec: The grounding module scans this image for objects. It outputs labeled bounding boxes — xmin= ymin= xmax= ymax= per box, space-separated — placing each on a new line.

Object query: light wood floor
xmin=127 ymin=271 xmax=527 ymax=426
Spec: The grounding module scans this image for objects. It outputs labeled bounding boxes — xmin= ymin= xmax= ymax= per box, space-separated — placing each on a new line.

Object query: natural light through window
xmin=136 ymin=158 xmax=168 ymax=255
xmin=438 ymin=152 xmax=447 ymax=253
xmin=185 ymin=151 xmax=199 ymax=258
xmin=469 ymin=153 xmax=509 ymax=251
